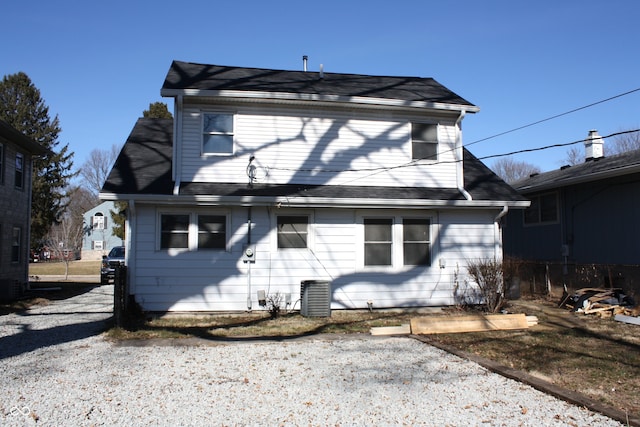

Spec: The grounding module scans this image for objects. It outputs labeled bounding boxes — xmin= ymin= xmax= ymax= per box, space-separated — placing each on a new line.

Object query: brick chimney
xmin=584 ymin=130 xmax=604 ymax=162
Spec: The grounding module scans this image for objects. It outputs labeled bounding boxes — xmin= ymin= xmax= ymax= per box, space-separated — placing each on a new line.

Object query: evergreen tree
xmin=110 ymin=201 xmax=127 ymax=240
xmin=142 ymin=102 xmax=173 ymax=119
xmin=0 ymin=72 xmax=75 ymax=248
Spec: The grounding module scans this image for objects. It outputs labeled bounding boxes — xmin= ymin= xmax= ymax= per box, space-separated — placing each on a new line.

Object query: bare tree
xmin=562 ymin=146 xmax=583 ymax=166
xmin=491 ymin=157 xmax=541 ymax=184
xmin=80 ymin=145 xmax=120 ymax=196
xmin=608 ymin=129 xmax=640 ymax=155
xmin=44 ymin=213 xmax=85 ymax=279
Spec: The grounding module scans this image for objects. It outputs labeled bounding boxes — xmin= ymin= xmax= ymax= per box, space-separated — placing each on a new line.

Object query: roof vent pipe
xmin=585 ymin=129 xmax=604 ymax=162
xmin=303 ymin=55 xmax=308 ymax=72
xmin=319 ymin=64 xmax=324 ymax=79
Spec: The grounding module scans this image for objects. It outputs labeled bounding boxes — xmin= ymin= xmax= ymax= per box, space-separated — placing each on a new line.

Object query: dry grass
xmin=29 ymin=260 xmax=101 ymax=276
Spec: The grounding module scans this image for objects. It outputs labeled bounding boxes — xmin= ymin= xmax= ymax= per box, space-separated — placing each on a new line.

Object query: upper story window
xmin=524 ymin=192 xmax=558 ymax=225
xmin=202 ymin=113 xmax=234 ymax=155
xmin=277 ymin=215 xmax=309 ymax=249
xmin=15 ymin=153 xmax=24 ymax=189
xmin=93 ymin=213 xmax=105 ymax=230
xmin=411 ymin=123 xmax=438 ymax=161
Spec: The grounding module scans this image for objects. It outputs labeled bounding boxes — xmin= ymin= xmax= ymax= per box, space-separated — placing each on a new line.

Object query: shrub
xmin=466 ymin=258 xmax=508 ymax=313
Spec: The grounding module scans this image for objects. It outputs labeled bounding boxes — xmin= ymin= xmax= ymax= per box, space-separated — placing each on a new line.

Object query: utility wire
xmin=464 ymin=87 xmax=640 ymax=147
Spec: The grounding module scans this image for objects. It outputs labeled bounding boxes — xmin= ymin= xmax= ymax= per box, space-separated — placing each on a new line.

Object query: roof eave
xmin=100 ymin=192 xmax=527 ymax=209
xmin=160 ymin=88 xmax=479 ymax=113
xmin=516 ymin=163 xmax=640 ymax=193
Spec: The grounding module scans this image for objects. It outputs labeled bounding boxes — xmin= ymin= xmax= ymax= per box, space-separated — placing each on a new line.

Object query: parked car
xmin=101 ymin=246 xmax=125 ymax=285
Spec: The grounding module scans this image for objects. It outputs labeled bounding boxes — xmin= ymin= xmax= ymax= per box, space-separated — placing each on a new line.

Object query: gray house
xmin=0 ymin=119 xmax=48 ymax=300
xmin=81 ymin=200 xmax=124 ymax=260
xmin=503 ymin=131 xmax=640 ymax=289
xmin=101 ymin=60 xmax=528 ymax=312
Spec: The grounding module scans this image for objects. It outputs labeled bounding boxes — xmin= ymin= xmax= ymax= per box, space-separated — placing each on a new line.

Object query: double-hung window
xmin=364 ymin=218 xmax=393 ymax=266
xmin=277 ymin=215 xmax=309 ymax=249
xmin=411 ymin=123 xmax=438 ymax=161
xmin=524 ymin=193 xmax=558 ymax=225
xmin=363 ymin=216 xmax=432 ymax=268
xmin=11 ymin=227 xmax=21 ymax=263
xmin=202 ymin=113 xmax=234 ymax=155
xmin=160 ymin=213 xmax=227 ymax=250
xmin=15 ymin=153 xmax=24 ymax=189
xmin=93 ymin=213 xmax=105 ymax=230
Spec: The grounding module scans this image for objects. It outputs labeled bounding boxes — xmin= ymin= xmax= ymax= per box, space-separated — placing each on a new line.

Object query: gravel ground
xmin=0 ymin=286 xmax=623 ymax=426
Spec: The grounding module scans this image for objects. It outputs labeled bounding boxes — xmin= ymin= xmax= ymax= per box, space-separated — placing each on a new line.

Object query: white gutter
xmin=160 ymin=88 xmax=480 ymax=114
xmin=455 ymin=111 xmax=472 ymax=201
xmin=172 ymin=95 xmax=183 ymax=195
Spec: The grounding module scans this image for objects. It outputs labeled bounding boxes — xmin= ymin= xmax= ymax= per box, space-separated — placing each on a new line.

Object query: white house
xmin=81 ymin=200 xmax=124 ymax=260
xmin=100 ymin=60 xmax=528 ymax=312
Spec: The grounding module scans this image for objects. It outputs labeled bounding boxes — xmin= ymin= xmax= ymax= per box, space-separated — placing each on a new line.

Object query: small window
xmin=197 ymin=215 xmax=226 ymax=249
xmin=15 ymin=153 xmax=24 ymax=189
xmin=93 ymin=213 xmax=105 ymax=230
xmin=11 ymin=227 xmax=21 ymax=263
xmin=403 ymin=218 xmax=431 ymax=266
xmin=277 ymin=216 xmax=308 ymax=248
xmin=203 ymin=113 xmax=234 ymax=154
xmin=364 ymin=218 xmax=393 ymax=266
xmin=524 ymin=193 xmax=558 ymax=225
xmin=411 ymin=123 xmax=438 ymax=160
xmin=160 ymin=214 xmax=189 ymax=249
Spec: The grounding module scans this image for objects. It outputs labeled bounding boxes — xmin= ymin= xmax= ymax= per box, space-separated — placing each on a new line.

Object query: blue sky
xmin=2 ymin=0 xmax=639 ymax=175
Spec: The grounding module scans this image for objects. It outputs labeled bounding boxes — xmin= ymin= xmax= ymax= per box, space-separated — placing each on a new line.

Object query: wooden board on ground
xmin=410 ymin=313 xmax=530 ymax=334
xmin=370 ymin=324 xmax=411 ymax=336
xmin=614 ymin=314 xmax=640 ymax=326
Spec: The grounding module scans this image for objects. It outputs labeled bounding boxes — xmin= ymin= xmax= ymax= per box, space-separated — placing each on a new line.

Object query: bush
xmin=466 ymin=258 xmax=508 ymax=313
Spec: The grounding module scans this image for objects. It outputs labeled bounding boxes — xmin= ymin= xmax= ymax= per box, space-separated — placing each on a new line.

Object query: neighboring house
xmin=504 ymin=130 xmax=640 ymax=271
xmin=81 ymin=200 xmax=124 ymax=260
xmin=0 ymin=119 xmax=48 ymax=300
xmin=100 ymin=60 xmax=528 ymax=312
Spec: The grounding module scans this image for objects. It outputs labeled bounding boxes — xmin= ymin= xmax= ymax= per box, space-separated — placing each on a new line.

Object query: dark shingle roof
xmin=512 ymin=150 xmax=640 ymax=193
xmin=161 ymin=60 xmax=477 ymax=109
xmin=102 ymin=118 xmax=526 ymax=206
xmin=0 ymin=119 xmax=49 ymax=155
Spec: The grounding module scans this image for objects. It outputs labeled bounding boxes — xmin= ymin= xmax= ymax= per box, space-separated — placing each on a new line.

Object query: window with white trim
xmin=92 ymin=213 xmax=105 ymax=230
xmin=277 ymin=215 xmax=309 ymax=249
xmin=364 ymin=218 xmax=393 ymax=266
xmin=159 ymin=212 xmax=227 ymax=251
xmin=197 ymin=215 xmax=226 ymax=249
xmin=92 ymin=240 xmax=104 ymax=250
xmin=362 ymin=216 xmax=432 ymax=268
xmin=202 ymin=113 xmax=234 ymax=154
xmin=411 ymin=123 xmax=438 ymax=161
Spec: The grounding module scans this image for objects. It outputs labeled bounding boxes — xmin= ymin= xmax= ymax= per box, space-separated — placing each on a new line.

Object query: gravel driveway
xmin=0 ymin=285 xmax=622 ymax=426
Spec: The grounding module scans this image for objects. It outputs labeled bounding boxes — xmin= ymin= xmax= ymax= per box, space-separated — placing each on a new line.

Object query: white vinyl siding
xmin=129 ymin=205 xmax=499 ymax=312
xmin=179 ymin=106 xmax=459 ymax=188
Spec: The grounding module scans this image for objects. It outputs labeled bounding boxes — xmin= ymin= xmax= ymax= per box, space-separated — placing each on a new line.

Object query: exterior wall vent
xmin=300 ymin=280 xmax=331 ymax=317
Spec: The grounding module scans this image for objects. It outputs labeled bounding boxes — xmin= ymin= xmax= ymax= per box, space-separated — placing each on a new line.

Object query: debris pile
xmin=559 ymin=287 xmax=638 ymax=318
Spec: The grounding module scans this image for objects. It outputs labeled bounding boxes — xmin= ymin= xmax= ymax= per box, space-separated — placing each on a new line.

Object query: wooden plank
xmin=410 ymin=313 xmax=529 ymax=334
xmin=614 ymin=314 xmax=640 ymax=325
xmin=370 ymin=324 xmax=411 ymax=336
xmin=583 ymin=305 xmax=618 ymax=315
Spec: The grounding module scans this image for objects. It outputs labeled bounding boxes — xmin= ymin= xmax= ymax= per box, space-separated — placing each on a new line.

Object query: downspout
xmin=172 ymin=95 xmax=183 ymax=196
xmin=126 ymin=199 xmax=136 ymax=297
xmin=494 ymin=205 xmax=508 ymax=261
xmin=455 ymin=111 xmax=472 ymax=201
xmin=246 ymin=206 xmax=252 ymax=311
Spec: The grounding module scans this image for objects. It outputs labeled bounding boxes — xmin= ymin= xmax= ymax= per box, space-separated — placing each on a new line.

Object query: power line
xmin=465 ymin=86 xmax=640 ymax=147
xmin=478 ymin=129 xmax=640 ymax=161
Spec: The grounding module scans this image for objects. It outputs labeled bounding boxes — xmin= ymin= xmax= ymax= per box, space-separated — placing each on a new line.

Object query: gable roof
xmin=161 ymin=60 xmax=478 ymax=112
xmin=101 ymin=118 xmax=526 ymax=208
xmin=0 ymin=119 xmax=49 ymax=156
xmin=513 ymin=149 xmax=640 ymax=193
